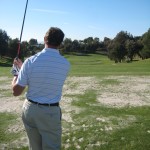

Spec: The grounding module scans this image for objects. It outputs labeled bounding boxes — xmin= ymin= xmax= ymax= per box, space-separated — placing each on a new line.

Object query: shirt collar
xmin=44 ymin=48 xmax=60 ymax=54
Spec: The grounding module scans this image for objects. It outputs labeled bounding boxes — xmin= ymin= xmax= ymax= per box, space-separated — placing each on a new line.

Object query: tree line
xmin=0 ymin=28 xmax=150 ymax=62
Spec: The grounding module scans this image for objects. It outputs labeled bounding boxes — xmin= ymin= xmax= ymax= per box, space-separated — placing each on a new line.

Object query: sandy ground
xmin=0 ymin=76 xmax=150 ymax=149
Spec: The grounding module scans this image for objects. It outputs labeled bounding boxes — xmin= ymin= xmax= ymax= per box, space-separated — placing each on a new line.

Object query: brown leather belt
xmin=28 ymin=99 xmax=59 ymax=106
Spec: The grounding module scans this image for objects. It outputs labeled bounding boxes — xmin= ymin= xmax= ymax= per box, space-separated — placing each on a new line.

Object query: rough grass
xmin=62 ymin=90 xmax=150 ymax=150
xmin=100 ymin=79 xmax=121 ymax=85
xmin=0 ymin=113 xmax=20 ymax=143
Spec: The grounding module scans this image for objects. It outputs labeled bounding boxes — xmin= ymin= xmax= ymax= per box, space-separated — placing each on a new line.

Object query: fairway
xmin=0 ymin=55 xmax=150 ymax=150
xmin=66 ymin=54 xmax=150 ymax=76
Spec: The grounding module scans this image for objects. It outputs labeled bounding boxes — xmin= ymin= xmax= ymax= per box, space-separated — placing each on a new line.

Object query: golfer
xmin=11 ymin=27 xmax=70 ymax=150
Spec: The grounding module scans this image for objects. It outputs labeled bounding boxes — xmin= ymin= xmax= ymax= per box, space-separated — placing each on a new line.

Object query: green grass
xmin=0 ymin=57 xmax=13 ymax=77
xmin=0 ymin=89 xmax=12 ymax=97
xmin=62 ymin=90 xmax=150 ymax=150
xmin=1 ymin=54 xmax=150 ymax=77
xmin=13 ymin=147 xmax=28 ymax=150
xmin=0 ymin=113 xmax=20 ymax=143
xmin=0 ymin=56 xmax=12 ymax=66
xmin=100 ymin=79 xmax=121 ymax=85
xmin=65 ymin=54 xmax=150 ymax=76
xmin=0 ymin=55 xmax=150 ymax=149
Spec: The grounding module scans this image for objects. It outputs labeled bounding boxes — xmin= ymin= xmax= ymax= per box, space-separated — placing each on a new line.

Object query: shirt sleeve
xmin=16 ymin=58 xmax=30 ymax=87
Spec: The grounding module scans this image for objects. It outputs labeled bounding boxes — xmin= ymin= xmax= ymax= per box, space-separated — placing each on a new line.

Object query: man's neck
xmin=45 ymin=44 xmax=57 ymax=49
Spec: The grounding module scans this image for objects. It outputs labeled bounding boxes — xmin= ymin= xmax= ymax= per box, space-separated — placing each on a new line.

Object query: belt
xmin=27 ymin=99 xmax=59 ymax=106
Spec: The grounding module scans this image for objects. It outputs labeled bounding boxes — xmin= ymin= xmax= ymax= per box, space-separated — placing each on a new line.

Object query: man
xmin=11 ymin=27 xmax=70 ymax=150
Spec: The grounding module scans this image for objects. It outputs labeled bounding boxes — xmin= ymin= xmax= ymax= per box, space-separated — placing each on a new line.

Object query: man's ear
xmin=44 ymin=37 xmax=49 ymax=45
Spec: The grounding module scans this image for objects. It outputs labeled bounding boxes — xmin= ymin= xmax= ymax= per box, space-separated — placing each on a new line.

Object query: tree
xmin=21 ymin=41 xmax=29 ymax=57
xmin=108 ymin=41 xmax=126 ymax=62
xmin=82 ymin=37 xmax=101 ymax=53
xmin=108 ymin=31 xmax=133 ymax=62
xmin=126 ymin=40 xmax=137 ymax=61
xmin=83 ymin=37 xmax=93 ymax=53
xmin=96 ymin=37 xmax=111 ymax=55
xmin=72 ymin=40 xmax=80 ymax=53
xmin=28 ymin=38 xmax=39 ymax=55
xmin=63 ymin=38 xmax=72 ymax=53
xmin=103 ymin=37 xmax=111 ymax=49
xmin=93 ymin=37 xmax=100 ymax=51
xmin=140 ymin=28 xmax=150 ymax=59
xmin=78 ymin=40 xmax=85 ymax=53
xmin=8 ymin=38 xmax=19 ymax=58
xmin=0 ymin=29 xmax=9 ymax=58
xmin=29 ymin=38 xmax=38 ymax=46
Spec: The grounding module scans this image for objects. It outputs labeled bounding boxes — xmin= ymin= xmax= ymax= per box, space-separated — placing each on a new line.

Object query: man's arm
xmin=12 ymin=76 xmax=25 ymax=96
xmin=11 ymin=58 xmax=25 ymax=96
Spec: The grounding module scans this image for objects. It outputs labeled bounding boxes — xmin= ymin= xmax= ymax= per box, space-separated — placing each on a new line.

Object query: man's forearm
xmin=12 ymin=76 xmax=18 ymax=87
xmin=11 ymin=76 xmax=25 ymax=96
xmin=11 ymin=58 xmax=25 ymax=96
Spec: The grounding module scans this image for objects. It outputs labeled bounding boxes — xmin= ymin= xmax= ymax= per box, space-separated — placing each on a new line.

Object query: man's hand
xmin=13 ymin=58 xmax=23 ymax=69
xmin=11 ymin=58 xmax=25 ymax=96
xmin=11 ymin=58 xmax=23 ymax=76
xmin=11 ymin=64 xmax=20 ymax=76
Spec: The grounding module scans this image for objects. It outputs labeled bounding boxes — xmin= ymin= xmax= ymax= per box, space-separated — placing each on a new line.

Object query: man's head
xmin=44 ymin=27 xmax=64 ymax=47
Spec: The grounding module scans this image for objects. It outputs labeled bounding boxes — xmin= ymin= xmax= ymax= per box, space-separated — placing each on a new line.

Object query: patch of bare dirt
xmin=98 ymin=76 xmax=150 ymax=107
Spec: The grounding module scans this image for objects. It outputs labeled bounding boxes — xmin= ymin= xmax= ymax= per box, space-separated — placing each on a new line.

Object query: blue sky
xmin=0 ymin=0 xmax=150 ymax=43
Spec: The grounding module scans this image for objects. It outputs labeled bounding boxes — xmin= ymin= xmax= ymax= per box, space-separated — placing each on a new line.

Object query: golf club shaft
xmin=17 ymin=0 xmax=29 ymax=58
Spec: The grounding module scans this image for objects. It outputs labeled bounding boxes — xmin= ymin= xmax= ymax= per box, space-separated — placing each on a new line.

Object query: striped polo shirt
xmin=16 ymin=48 xmax=70 ymax=104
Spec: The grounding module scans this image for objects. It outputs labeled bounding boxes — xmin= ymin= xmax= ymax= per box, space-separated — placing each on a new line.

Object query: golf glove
xmin=11 ymin=64 xmax=20 ymax=76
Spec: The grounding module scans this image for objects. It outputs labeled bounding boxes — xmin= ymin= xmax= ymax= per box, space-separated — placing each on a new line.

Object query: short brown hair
xmin=44 ymin=27 xmax=64 ymax=46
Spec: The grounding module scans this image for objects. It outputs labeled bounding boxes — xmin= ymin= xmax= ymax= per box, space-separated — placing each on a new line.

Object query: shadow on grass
xmin=0 ymin=57 xmax=12 ymax=67
xmin=14 ymin=147 xmax=28 ymax=150
xmin=0 ymin=62 xmax=12 ymax=67
xmin=75 ymin=53 xmax=91 ymax=56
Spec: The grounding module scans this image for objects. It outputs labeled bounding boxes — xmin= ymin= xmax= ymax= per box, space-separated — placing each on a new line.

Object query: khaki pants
xmin=22 ymin=99 xmax=62 ymax=150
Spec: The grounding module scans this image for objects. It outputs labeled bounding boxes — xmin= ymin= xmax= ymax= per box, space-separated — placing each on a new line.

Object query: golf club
xmin=17 ymin=0 xmax=29 ymax=58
